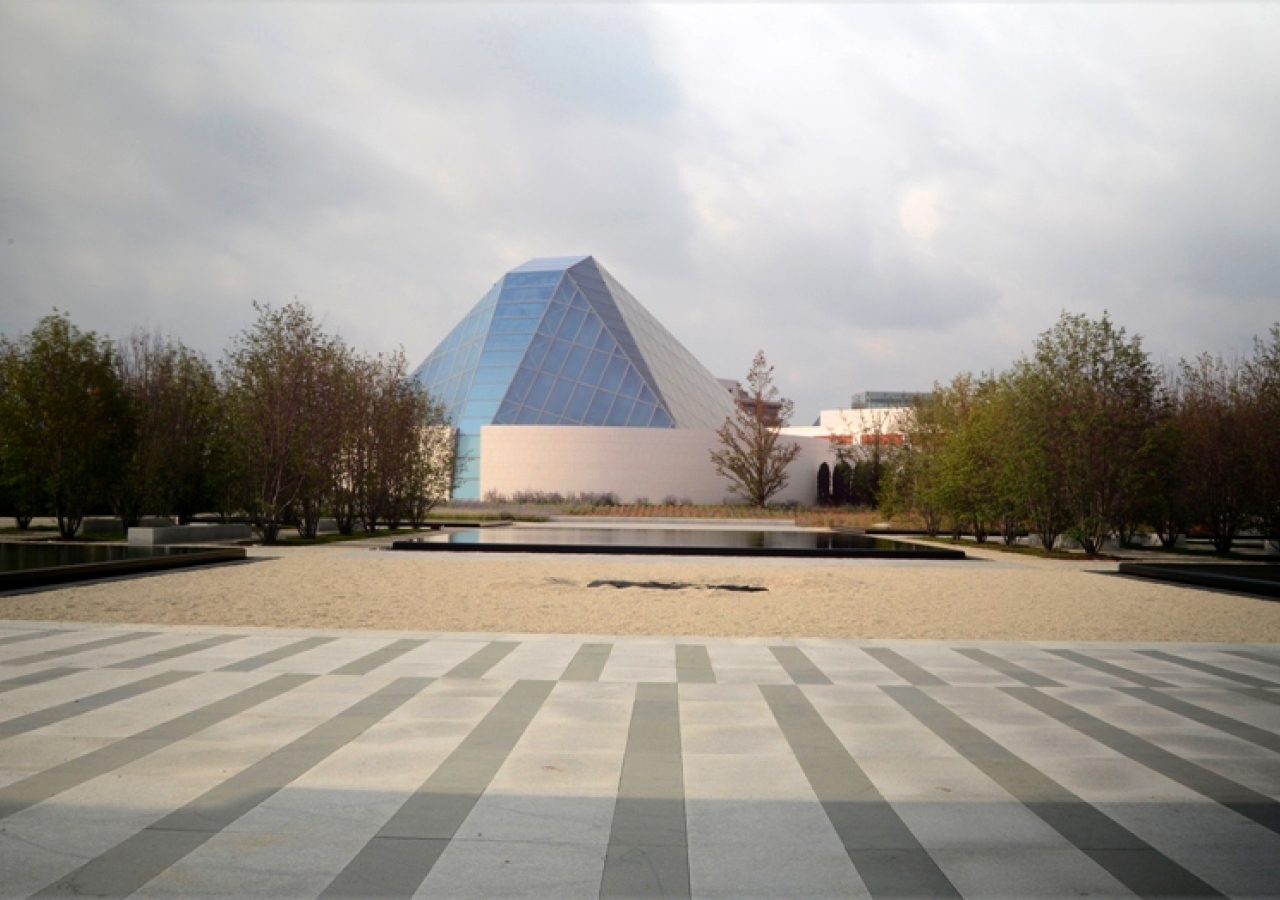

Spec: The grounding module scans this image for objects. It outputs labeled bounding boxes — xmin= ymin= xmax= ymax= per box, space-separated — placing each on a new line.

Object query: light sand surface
xmin=3 ymin=542 xmax=1279 ymax=641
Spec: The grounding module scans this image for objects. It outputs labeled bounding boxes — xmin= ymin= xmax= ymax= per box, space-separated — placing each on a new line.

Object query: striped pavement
xmin=0 ymin=623 xmax=1277 ymax=898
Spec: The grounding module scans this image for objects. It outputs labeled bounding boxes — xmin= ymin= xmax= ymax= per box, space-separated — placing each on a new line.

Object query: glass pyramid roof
xmin=412 ymin=256 xmax=736 ymax=497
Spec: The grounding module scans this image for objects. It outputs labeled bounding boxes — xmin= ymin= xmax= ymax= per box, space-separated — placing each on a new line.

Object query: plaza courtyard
xmin=1 ymin=543 xmax=1279 ymax=898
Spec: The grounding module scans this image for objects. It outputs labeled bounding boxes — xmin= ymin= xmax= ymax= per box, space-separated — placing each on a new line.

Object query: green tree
xmin=1014 ymin=312 xmax=1159 ymax=556
xmin=710 ymin=350 xmax=802 ymax=507
xmin=0 ymin=313 xmax=133 ymax=538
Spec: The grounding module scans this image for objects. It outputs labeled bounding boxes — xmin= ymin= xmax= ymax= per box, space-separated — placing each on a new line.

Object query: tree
xmin=1242 ymin=324 xmax=1280 ymax=551
xmin=220 ymin=302 xmax=345 ymax=543
xmin=1179 ymin=353 xmax=1251 ymax=553
xmin=710 ymin=350 xmax=801 ymax=507
xmin=832 ymin=460 xmax=852 ymax=506
xmin=0 ymin=313 xmax=133 ymax=538
xmin=1013 ymin=312 xmax=1159 ymax=556
xmin=889 ymin=396 xmax=947 ymax=536
xmin=114 ymin=329 xmax=220 ymax=527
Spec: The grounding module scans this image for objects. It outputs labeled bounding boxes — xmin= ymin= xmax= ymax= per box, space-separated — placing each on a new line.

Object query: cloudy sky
xmin=2 ymin=2 xmax=1277 ymax=419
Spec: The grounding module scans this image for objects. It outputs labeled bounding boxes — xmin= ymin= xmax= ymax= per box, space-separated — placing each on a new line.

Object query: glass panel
xmin=515 ymin=406 xmax=541 ymax=424
xmin=618 ymin=367 xmax=643 ymax=400
xmin=524 ymin=334 xmax=551 ymax=369
xmin=498 ymin=285 xmax=556 ymax=302
xmin=570 ymin=290 xmax=589 ymax=310
xmin=585 ymin=390 xmax=614 ymax=424
xmin=542 ymin=339 xmax=570 ymax=375
xmin=493 ymin=300 xmax=550 ymax=318
xmin=579 ymin=350 xmax=609 ymax=387
xmin=557 ymin=307 xmax=586 ymax=342
xmin=504 ymin=271 xmax=562 ymax=288
xmin=593 ymin=330 xmax=617 ymax=356
xmin=564 ymin=384 xmax=592 ymax=421
xmin=543 ymin=378 xmax=574 ymax=416
xmin=538 ymin=303 xmax=567 ymax=336
xmin=650 ymin=407 xmax=673 ymax=428
xmin=483 ymin=332 xmax=529 ymax=350
xmin=524 ymin=372 xmax=556 ymax=410
xmin=472 ymin=364 xmax=517 ymax=384
xmin=553 ymin=280 xmax=576 ymax=305
xmin=605 ymin=395 xmax=633 ymax=426
xmin=490 ymin=317 xmax=541 ymax=334
xmin=477 ymin=349 xmax=523 ymax=368
xmin=638 ymin=384 xmax=657 ymax=406
xmin=493 ymin=403 xmax=517 ymax=424
xmin=561 ymin=344 xmax=590 ymax=382
xmin=462 ymin=396 xmax=501 ymax=417
xmin=466 ymin=381 xmax=507 ymax=402
xmin=575 ymin=315 xmax=603 ymax=350
xmin=627 ymin=402 xmax=654 ymax=427
xmin=536 ymin=410 xmax=562 ymax=425
xmin=599 ymin=356 xmax=628 ymax=394
xmin=506 ymin=366 xmax=536 ymax=405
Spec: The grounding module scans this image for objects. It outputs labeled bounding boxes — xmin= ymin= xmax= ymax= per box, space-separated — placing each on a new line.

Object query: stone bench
xmin=128 ymin=524 xmax=253 ymax=546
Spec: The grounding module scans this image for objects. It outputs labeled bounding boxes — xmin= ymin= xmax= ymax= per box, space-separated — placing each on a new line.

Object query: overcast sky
xmin=2 ymin=2 xmax=1277 ymax=419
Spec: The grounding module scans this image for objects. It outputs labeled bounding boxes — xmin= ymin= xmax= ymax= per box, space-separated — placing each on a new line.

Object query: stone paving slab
xmin=0 ymin=621 xmax=1277 ymax=899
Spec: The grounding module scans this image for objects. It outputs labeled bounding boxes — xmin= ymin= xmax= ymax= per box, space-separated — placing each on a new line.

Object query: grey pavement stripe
xmin=1048 ymin=649 xmax=1175 ymax=688
xmin=884 ymin=685 xmax=1223 ymax=900
xmin=0 ymin=666 xmax=83 ymax=694
xmin=863 ymin=646 xmax=947 ymax=686
xmin=218 ymin=636 xmax=336 ymax=672
xmin=675 ymin=644 xmax=715 ymax=684
xmin=34 ymin=676 xmax=431 ymax=900
xmin=2 ymin=631 xmax=156 ymax=667
xmin=1223 ymin=649 xmax=1280 ymax=670
xmin=1137 ymin=649 xmax=1280 ymax=689
xmin=600 ymin=682 xmax=690 ymax=899
xmin=1232 ymin=687 xmax=1280 ymax=707
xmin=561 ymin=642 xmax=612 ymax=681
xmin=769 ymin=645 xmax=833 ymax=685
xmin=954 ymin=648 xmax=1062 ymax=687
xmin=0 ymin=672 xmax=314 ymax=821
xmin=1119 ymin=687 xmax=1280 ymax=755
xmin=318 ymin=679 xmax=554 ymax=899
xmin=332 ymin=638 xmax=428 ymax=676
xmin=0 ymin=670 xmax=195 ymax=741
xmin=0 ymin=629 xmax=61 ymax=648
xmin=1004 ymin=686 xmax=1280 ymax=836
xmin=442 ymin=640 xmax=518 ymax=678
xmin=108 ymin=634 xmax=245 ymax=670
xmin=762 ymin=684 xmax=960 ymax=899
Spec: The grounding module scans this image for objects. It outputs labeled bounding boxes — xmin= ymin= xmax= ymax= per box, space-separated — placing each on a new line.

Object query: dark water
xmin=0 ymin=543 xmax=209 ymax=573
xmin=416 ymin=527 xmax=920 ymax=552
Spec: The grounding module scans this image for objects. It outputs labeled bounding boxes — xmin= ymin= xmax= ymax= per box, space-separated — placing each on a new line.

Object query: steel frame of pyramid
xmin=412 ymin=256 xmax=735 ymax=499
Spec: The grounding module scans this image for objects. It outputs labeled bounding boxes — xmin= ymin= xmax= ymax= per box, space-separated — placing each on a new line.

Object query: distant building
xmin=718 ymin=379 xmax=783 ymax=427
xmin=784 ymin=406 xmax=915 ymax=447
xmin=849 ymin=390 xmax=931 ymax=410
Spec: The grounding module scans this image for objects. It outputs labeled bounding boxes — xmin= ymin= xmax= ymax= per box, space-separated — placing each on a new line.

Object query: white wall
xmin=480 ymin=426 xmax=833 ymax=505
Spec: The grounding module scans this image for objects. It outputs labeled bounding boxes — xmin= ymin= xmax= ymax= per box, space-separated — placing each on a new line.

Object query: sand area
xmin=3 ymin=538 xmax=1279 ymax=642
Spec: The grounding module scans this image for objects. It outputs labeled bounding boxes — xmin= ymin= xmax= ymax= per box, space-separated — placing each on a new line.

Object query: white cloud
xmin=899 ymin=188 xmax=940 ymax=240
